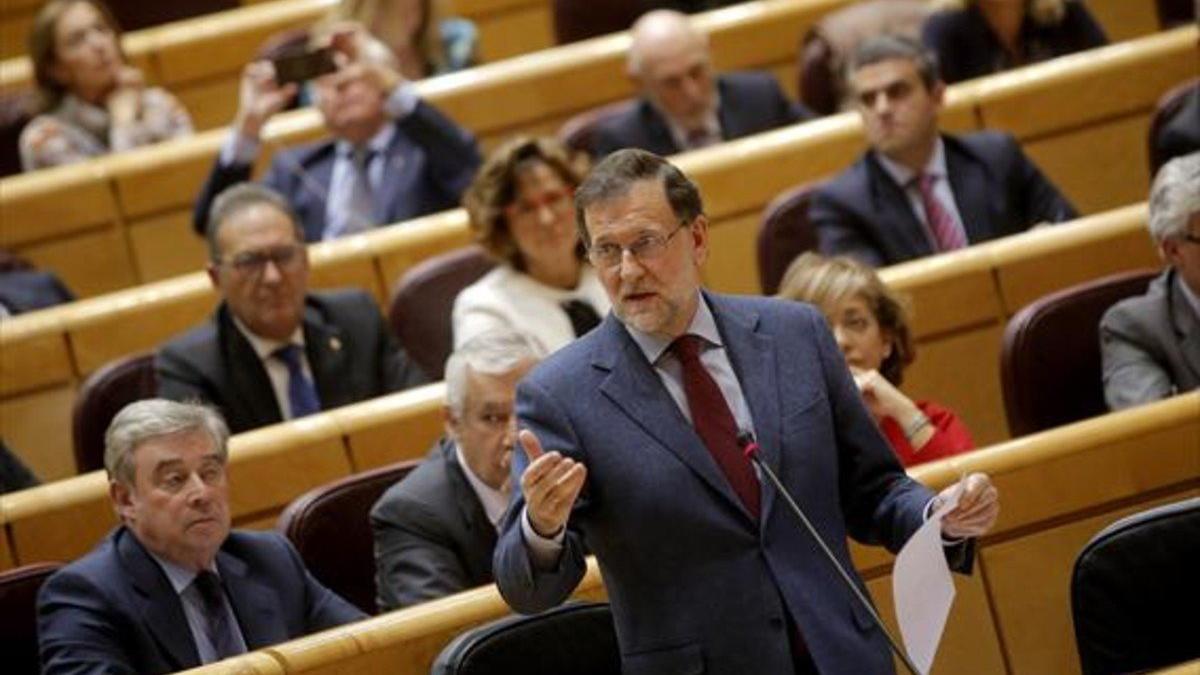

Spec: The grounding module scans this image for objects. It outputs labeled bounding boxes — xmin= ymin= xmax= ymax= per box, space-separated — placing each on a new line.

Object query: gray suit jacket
xmin=494 ymin=292 xmax=969 ymax=675
xmin=371 ymin=438 xmax=497 ymax=610
xmin=1101 ymin=268 xmax=1200 ymax=409
xmin=156 ymin=289 xmax=426 ymax=434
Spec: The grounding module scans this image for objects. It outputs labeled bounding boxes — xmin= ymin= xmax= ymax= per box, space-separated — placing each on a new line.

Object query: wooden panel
xmin=128 ymin=210 xmax=210 ymax=282
xmin=1088 ymin=0 xmax=1162 ymax=42
xmin=904 ymin=323 xmax=1009 ymax=446
xmin=0 ymin=385 xmax=78 ymax=482
xmin=990 ymin=204 xmax=1158 ymax=316
xmin=1021 ymin=113 xmax=1153 ymax=216
xmin=373 ymin=213 xmax=473 ymax=289
xmin=173 ymin=75 xmax=242 ymax=132
xmin=0 ymin=8 xmax=33 ymax=60
xmin=307 ymin=236 xmax=388 ymax=306
xmin=335 ymin=384 xmax=445 ymax=471
xmin=175 ymin=652 xmax=286 ymax=675
xmin=0 ymin=165 xmax=118 ymax=246
xmin=0 ymin=309 xmax=71 ymax=395
xmin=107 ymin=131 xmax=227 ymax=218
xmin=20 ymin=227 xmax=138 ymax=298
xmin=226 ymin=413 xmax=352 ymax=521
xmin=975 ymin=26 xmax=1198 ymax=140
xmin=865 ymin=570 xmax=1007 ymax=675
xmin=3 ymin=471 xmax=116 ymax=564
xmin=984 ymin=492 xmax=1196 ymax=675
xmin=882 ymin=246 xmax=999 ymax=339
xmin=65 ymin=275 xmax=216 ymax=375
xmin=474 ymin=4 xmax=552 ymax=63
xmin=705 ymin=211 xmax=764 ymax=295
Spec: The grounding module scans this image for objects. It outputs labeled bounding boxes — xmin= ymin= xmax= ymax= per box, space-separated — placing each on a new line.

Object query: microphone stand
xmin=740 ymin=434 xmax=922 ymax=675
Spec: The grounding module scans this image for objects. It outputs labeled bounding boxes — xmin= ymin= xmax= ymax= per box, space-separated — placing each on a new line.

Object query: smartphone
xmin=272 ymin=47 xmax=337 ymax=85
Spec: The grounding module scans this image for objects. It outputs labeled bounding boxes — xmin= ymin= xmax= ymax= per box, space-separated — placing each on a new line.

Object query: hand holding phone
xmin=272 ymin=47 xmax=337 ymax=85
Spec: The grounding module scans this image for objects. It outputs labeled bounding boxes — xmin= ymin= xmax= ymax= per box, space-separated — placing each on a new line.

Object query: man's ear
xmin=443 ymin=405 xmax=459 ymax=441
xmin=110 ymin=480 xmax=135 ymax=523
xmin=206 ymin=263 xmax=221 ymax=289
xmin=930 ymin=80 xmax=947 ymax=108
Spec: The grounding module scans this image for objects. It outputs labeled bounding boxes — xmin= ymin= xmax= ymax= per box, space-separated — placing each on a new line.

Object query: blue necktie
xmin=273 ymin=344 xmax=321 ymax=418
xmin=191 ymin=571 xmax=245 ymax=661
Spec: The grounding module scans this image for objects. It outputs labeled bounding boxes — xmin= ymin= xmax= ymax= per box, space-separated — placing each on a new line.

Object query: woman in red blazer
xmin=779 ymin=252 xmax=974 ymax=466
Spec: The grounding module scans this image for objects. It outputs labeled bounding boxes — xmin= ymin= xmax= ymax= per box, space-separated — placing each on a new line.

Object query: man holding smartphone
xmin=192 ymin=30 xmax=481 ymax=242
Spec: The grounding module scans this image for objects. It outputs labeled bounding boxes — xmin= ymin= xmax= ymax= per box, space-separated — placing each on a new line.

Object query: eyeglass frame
xmin=586 ymin=220 xmax=693 ymax=269
xmin=214 ymin=243 xmax=307 ymax=276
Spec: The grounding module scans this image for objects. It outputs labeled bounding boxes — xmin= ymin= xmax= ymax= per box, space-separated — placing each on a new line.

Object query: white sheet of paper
xmin=892 ymin=480 xmax=965 ymax=675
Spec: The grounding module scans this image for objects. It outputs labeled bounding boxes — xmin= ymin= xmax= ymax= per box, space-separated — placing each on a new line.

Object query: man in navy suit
xmin=192 ymin=31 xmax=481 ymax=241
xmin=812 ymin=35 xmax=1076 ymax=266
xmin=589 ymin=10 xmax=812 ymax=158
xmin=159 ymin=184 xmax=425 ymax=434
xmin=38 ymin=399 xmax=364 ymax=674
xmin=493 ymin=149 xmax=1000 ymax=674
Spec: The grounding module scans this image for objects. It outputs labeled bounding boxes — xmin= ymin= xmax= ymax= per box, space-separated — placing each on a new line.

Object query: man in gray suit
xmin=157 ymin=184 xmax=425 ymax=434
xmin=1101 ymin=152 xmax=1200 ymax=410
xmin=371 ymin=329 xmax=539 ymax=610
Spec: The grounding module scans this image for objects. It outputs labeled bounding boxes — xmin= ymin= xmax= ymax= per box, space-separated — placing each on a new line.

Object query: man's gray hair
xmin=848 ymin=34 xmax=941 ymax=91
xmin=445 ymin=329 xmax=541 ymax=417
xmin=104 ymin=399 xmax=230 ymax=485
xmin=206 ymin=183 xmax=304 ymax=262
xmin=1148 ymin=152 xmax=1200 ymax=244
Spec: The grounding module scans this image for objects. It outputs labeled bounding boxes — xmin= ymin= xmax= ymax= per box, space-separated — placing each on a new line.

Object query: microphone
xmin=739 ymin=432 xmax=921 ymax=675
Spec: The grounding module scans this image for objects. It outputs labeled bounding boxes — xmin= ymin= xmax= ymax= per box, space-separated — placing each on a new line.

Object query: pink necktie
xmin=915 ymin=173 xmax=967 ymax=251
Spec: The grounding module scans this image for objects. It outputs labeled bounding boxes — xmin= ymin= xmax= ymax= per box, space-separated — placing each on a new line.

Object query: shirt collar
xmin=454 ymin=442 xmax=509 ymax=528
xmin=148 ymin=550 xmax=218 ymax=595
xmin=336 ymin=123 xmax=395 ymax=159
xmin=875 ymin=136 xmax=948 ymax=188
xmin=625 ymin=291 xmax=722 ymax=365
xmin=231 ymin=315 xmax=305 ymax=361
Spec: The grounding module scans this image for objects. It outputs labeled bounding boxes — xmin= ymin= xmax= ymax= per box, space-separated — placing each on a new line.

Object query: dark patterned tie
xmin=914 ymin=172 xmax=967 ymax=251
xmin=561 ymin=299 xmax=601 ymax=337
xmin=191 ymin=571 xmax=245 ymax=660
xmin=671 ymin=335 xmax=760 ymax=519
xmin=272 ymin=344 xmax=321 ymax=418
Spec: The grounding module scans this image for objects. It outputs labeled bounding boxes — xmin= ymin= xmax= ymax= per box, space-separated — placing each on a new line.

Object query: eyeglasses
xmin=218 ymin=244 xmax=305 ymax=276
xmin=504 ymin=188 xmax=574 ymax=221
xmin=587 ymin=222 xmax=690 ymax=269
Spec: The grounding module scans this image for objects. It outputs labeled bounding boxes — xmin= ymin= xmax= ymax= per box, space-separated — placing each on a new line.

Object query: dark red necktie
xmin=671 ymin=335 xmax=760 ymax=519
xmin=915 ymin=172 xmax=967 ymax=251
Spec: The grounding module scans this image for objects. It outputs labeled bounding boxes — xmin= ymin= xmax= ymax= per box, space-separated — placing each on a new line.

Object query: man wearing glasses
xmin=157 ymin=184 xmax=425 ymax=434
xmin=493 ymin=149 xmax=1000 ymax=675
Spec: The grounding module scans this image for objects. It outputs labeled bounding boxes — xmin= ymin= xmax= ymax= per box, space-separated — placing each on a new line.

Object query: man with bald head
xmin=589 ymin=9 xmax=812 ymax=157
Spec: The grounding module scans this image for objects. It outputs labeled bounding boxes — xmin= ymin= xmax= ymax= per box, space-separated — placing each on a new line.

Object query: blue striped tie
xmin=273 ymin=344 xmax=321 ymax=418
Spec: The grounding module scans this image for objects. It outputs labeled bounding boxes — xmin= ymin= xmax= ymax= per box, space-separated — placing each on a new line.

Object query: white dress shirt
xmin=455 ymin=442 xmax=510 ymax=533
xmin=231 ymin=318 xmax=312 ymax=420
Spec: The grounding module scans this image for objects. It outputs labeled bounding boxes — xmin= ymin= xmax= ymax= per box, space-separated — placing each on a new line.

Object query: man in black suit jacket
xmin=158 ymin=184 xmax=425 ymax=434
xmin=812 ymin=35 xmax=1076 ymax=266
xmin=371 ymin=329 xmax=538 ymax=610
xmin=192 ymin=31 xmax=481 ymax=242
xmin=38 ymin=400 xmax=364 ymax=674
xmin=590 ymin=9 xmax=812 ymax=158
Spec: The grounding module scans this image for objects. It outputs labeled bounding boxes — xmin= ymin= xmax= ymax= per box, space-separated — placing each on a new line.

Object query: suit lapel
xmin=595 ymin=315 xmax=755 ymax=524
xmin=303 ymin=300 xmax=350 ymax=408
xmin=866 ymin=155 xmax=933 ymax=260
xmin=707 ymin=294 xmax=783 ymax=527
xmin=117 ymin=529 xmax=202 ymax=670
xmin=639 ymin=102 xmax=683 ymax=156
xmin=444 ymin=441 xmax=499 ymax=573
xmin=218 ymin=308 xmax=283 ymax=428
xmin=944 ymin=139 xmax=995 ymax=245
xmin=374 ymin=127 xmax=413 ymax=224
xmin=218 ymin=548 xmax=288 ymax=650
xmin=292 ymin=145 xmax=337 ymax=241
xmin=1168 ymin=272 xmax=1200 ymax=381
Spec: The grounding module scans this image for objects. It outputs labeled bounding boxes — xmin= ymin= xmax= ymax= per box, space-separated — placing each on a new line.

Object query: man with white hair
xmin=589 ymin=9 xmax=811 ymax=158
xmin=192 ymin=30 xmax=481 ymax=241
xmin=38 ymin=399 xmax=363 ymax=674
xmin=1101 ymin=152 xmax=1200 ymax=409
xmin=371 ymin=329 xmax=539 ymax=610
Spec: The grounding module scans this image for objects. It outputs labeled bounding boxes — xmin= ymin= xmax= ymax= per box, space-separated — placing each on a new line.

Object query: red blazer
xmin=881 ymin=400 xmax=975 ymax=467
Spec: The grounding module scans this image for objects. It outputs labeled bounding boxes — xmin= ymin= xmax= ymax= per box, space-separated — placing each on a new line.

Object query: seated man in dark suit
xmin=192 ymin=31 xmax=481 ymax=241
xmin=38 ymin=399 xmax=364 ymax=674
xmin=1101 ymin=152 xmax=1200 ymax=410
xmin=372 ymin=329 xmax=539 ymax=610
xmin=158 ymin=184 xmax=426 ymax=434
xmin=811 ymin=35 xmax=1077 ymax=267
xmin=589 ymin=9 xmax=812 ymax=158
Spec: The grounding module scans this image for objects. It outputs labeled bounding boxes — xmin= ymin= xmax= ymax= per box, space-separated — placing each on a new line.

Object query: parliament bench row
xmin=145 ymin=391 xmax=1194 ymax=675
xmin=0 ymin=200 xmax=1162 ymax=481
xmin=0 ymin=16 xmax=1191 ymax=300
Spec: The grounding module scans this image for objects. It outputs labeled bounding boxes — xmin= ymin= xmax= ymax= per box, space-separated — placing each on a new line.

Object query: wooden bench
xmin=1 ymin=23 xmax=1192 ymax=304
xmin=1 ymin=0 xmax=557 ymax=128
xmin=155 ymin=392 xmax=1200 ymax=675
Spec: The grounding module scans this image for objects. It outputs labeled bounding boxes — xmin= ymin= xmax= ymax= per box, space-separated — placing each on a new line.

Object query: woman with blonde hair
xmin=778 ymin=252 xmax=974 ymax=466
xmin=921 ymin=0 xmax=1107 ymax=84
xmin=453 ymin=136 xmax=609 ymax=356
xmin=21 ymin=0 xmax=192 ymax=171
